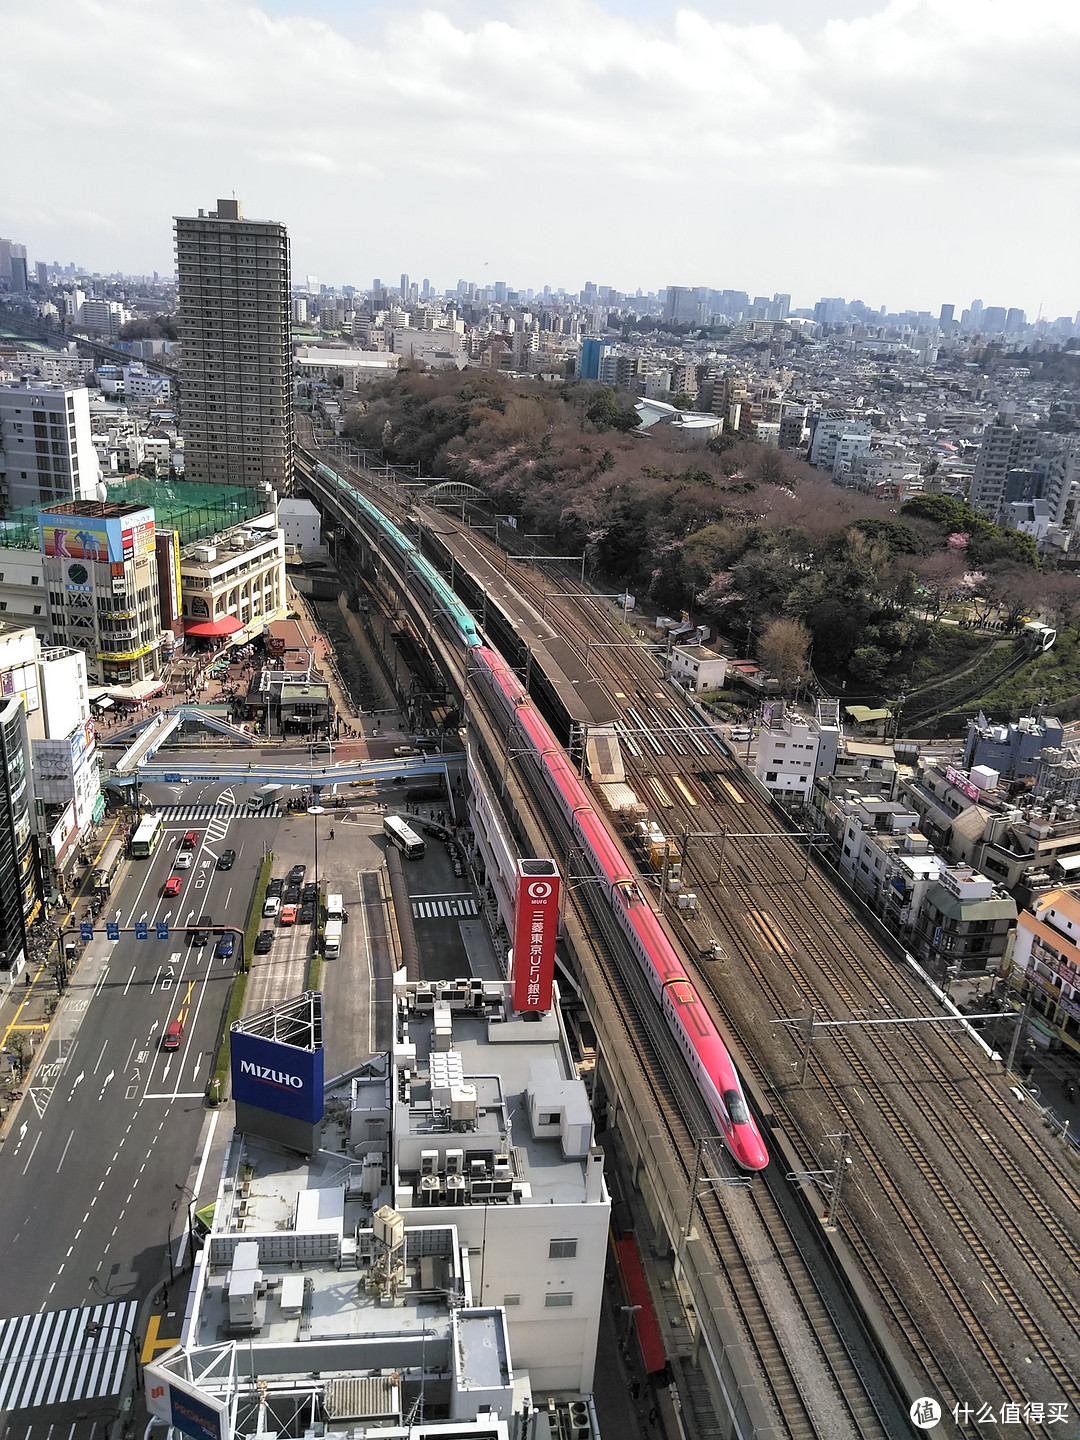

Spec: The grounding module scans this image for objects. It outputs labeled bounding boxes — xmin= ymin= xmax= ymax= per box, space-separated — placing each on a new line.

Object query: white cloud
xmin=2 ymin=0 xmax=1077 ymax=311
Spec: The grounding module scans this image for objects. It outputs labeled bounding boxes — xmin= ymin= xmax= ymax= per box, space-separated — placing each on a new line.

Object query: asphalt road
xmin=0 ymin=791 xmax=273 ymax=1317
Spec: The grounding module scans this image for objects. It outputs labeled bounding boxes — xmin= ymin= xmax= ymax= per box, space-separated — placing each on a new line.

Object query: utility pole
xmin=824 ymin=1132 xmax=851 ymax=1229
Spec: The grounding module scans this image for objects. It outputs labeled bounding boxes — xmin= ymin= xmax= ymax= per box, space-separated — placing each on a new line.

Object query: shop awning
xmin=185 ymin=615 xmax=244 ymax=638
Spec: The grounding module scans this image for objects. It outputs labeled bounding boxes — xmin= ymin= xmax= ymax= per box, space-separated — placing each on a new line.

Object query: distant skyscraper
xmin=939 ymin=304 xmax=955 ymax=327
xmin=982 ymin=307 xmax=1007 ymax=333
xmin=8 ymin=245 xmax=27 ymax=294
xmin=174 ymin=198 xmax=292 ymax=489
xmin=400 ymin=272 xmax=409 ymax=298
xmin=35 ymin=261 xmax=48 ymax=289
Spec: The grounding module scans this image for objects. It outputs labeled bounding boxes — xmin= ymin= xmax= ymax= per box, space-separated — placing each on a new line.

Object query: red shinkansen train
xmin=473 ymin=645 xmax=768 ymax=1171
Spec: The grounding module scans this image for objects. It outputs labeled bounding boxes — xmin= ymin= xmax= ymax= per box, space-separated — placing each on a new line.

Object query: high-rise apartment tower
xmin=174 ymin=199 xmax=292 ymax=489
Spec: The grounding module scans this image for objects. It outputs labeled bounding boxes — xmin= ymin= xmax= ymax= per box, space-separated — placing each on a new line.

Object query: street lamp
xmin=308 ymin=801 xmax=326 ymax=896
xmin=174 ymin=1182 xmax=199 ymax=1270
xmin=85 ymin=1316 xmax=142 ymax=1391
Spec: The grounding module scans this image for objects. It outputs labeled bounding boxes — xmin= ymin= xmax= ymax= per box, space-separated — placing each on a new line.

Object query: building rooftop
xmin=150 ymin=977 xmax=605 ymax=1438
xmin=0 ymin=480 xmax=269 ymax=550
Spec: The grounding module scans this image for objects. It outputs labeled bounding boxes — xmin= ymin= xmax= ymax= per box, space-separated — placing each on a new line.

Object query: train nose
xmin=736 ymin=1129 xmax=770 ymax=1171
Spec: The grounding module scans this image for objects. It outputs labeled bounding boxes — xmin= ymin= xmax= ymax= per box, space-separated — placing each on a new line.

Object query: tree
xmin=758 ymin=618 xmax=812 ymax=694
xmin=671 ymin=392 xmax=694 ymax=410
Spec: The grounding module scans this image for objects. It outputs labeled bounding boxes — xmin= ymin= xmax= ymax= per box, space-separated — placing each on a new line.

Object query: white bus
xmin=383 ymin=814 xmax=426 ymax=860
xmin=130 ymin=812 xmax=164 ymax=857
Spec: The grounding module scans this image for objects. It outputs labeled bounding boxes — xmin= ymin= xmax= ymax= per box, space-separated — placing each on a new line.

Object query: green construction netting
xmin=0 ymin=479 xmax=267 ymax=550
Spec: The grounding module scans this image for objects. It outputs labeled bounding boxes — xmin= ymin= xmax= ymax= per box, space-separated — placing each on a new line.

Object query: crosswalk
xmin=159 ymin=803 xmax=283 ymax=822
xmin=411 ymin=896 xmax=479 ymax=919
xmin=0 ymin=1301 xmax=138 ymax=1410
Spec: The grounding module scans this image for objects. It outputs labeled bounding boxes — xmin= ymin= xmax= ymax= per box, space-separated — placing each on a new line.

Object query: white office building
xmin=0 ymin=381 xmax=102 ymax=517
xmin=149 ymin=975 xmax=608 ymax=1439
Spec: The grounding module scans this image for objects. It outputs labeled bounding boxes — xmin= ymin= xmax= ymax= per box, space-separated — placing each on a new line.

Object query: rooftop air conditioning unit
xmin=420 ymin=1150 xmax=438 ymax=1177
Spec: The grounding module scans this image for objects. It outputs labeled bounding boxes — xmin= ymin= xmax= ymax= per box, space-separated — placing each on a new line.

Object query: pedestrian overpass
xmin=110 ymin=706 xmax=257 ymax=774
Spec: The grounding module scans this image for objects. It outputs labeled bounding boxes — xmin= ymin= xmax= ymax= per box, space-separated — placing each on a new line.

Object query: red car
xmin=180 ymin=830 xmax=199 ymax=850
xmin=163 ymin=1019 xmax=184 ymax=1050
xmin=164 ymin=876 xmax=183 ymax=897
xmin=279 ymin=903 xmax=298 ymax=926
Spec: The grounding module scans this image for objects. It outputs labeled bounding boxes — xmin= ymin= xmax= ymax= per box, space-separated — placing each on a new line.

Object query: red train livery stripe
xmin=472 ymin=645 xmax=768 ymax=1171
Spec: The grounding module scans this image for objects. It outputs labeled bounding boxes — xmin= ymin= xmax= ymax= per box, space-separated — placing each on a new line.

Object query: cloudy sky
xmin=4 ymin=0 xmax=1078 ymax=315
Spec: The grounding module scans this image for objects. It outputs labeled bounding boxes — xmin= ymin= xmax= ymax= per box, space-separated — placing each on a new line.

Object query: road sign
xmin=106 ymin=922 xmax=120 ymax=940
xmin=79 ymin=923 xmax=93 ymax=942
xmin=135 ymin=921 xmax=149 ymax=940
xmin=156 ymin=922 xmax=169 ymax=939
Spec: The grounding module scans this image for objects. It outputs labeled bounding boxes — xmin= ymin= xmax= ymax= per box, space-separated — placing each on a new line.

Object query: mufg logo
xmin=527 ymin=881 xmax=553 ymax=901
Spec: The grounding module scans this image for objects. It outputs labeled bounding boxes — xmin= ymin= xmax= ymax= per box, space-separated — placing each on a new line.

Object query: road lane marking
xmin=21 ymin=1132 xmax=42 ymax=1175
xmin=56 ymin=1129 xmax=74 ymax=1173
xmin=91 ymin=1040 xmax=108 ymax=1075
xmin=122 ymin=967 xmax=137 ymax=996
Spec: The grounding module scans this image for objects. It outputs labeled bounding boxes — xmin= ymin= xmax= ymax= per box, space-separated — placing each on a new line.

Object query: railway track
xmin=486 ymin=703 xmax=893 ymax=1440
xmin=297 ymin=440 xmax=1080 ymax=1430
xmin=444 ymin=529 xmax=1080 ymax=1426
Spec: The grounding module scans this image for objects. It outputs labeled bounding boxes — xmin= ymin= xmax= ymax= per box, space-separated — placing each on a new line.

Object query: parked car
xmin=163 ymin=876 xmax=183 ymax=897
xmin=301 ymin=882 xmax=319 ymax=902
xmin=262 ymin=896 xmax=281 ymax=919
xmin=215 ymin=935 xmax=235 ymax=959
xmin=266 ymin=878 xmax=284 ymax=897
xmin=300 ymin=901 xmax=315 ymax=924
xmin=279 ymin=904 xmax=298 ymax=925
xmin=163 ymin=1019 xmax=184 ymax=1050
xmin=216 ymin=849 xmax=236 ymax=871
xmin=287 ymin=864 xmax=306 ymax=884
xmin=254 ymin=930 xmax=274 ymax=954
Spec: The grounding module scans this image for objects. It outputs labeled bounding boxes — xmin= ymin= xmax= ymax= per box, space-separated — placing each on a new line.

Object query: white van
xmin=326 ymin=893 xmax=345 ymax=920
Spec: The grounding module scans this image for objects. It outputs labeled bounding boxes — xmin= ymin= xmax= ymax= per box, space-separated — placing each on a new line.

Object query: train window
xmin=724 ymin=1088 xmax=750 ymax=1125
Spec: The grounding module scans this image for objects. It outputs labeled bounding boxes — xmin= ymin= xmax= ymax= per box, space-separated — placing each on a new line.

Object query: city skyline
xmin=4 ymin=0 xmax=1079 ymax=316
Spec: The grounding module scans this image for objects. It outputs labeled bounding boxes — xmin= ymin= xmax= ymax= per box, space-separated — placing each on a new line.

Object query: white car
xmin=262 ymin=896 xmax=281 ymax=919
xmin=175 ymin=849 xmax=193 ymax=869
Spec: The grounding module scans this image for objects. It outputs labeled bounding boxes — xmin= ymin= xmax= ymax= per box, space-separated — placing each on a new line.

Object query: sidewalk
xmin=0 ymin=815 xmax=128 ymax=1135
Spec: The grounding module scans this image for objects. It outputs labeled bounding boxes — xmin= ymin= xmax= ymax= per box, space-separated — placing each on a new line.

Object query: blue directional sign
xmin=79 ymin=923 xmax=93 ymax=942
xmin=134 ymin=921 xmax=149 ymax=940
xmin=156 ymin=922 xmax=170 ymax=940
xmin=106 ymin=922 xmax=120 ymax=940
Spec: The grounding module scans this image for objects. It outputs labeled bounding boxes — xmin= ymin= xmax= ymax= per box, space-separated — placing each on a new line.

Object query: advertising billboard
xmin=145 ymin=1372 xmax=229 ymax=1440
xmin=511 ymin=859 xmax=560 ymax=1012
xmin=945 ymin=765 xmax=982 ymax=802
xmin=38 ymin=507 xmax=155 ymax=564
xmin=230 ymin=1027 xmax=324 ymax=1124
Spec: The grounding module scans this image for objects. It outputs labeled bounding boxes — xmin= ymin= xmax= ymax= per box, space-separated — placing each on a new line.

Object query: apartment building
xmin=1006 ymin=886 xmax=1080 ymax=1055
xmin=0 ymin=380 xmax=102 ymax=517
xmin=969 ymin=413 xmax=1039 ymax=518
xmin=754 ymin=701 xmax=839 ymax=805
xmin=175 ymin=198 xmax=293 ymax=488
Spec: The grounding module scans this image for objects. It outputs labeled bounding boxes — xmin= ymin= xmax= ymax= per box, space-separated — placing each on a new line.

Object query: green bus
xmin=130 ymin=812 xmax=164 ymax=857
